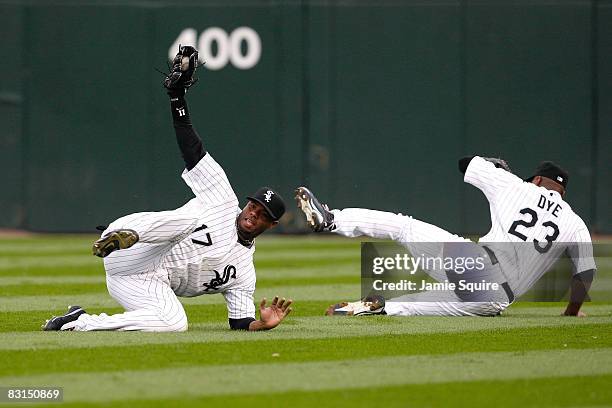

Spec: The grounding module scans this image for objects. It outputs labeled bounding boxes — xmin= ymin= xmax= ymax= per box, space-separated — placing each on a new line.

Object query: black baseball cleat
xmin=294 ymin=187 xmax=335 ymax=232
xmin=92 ymin=229 xmax=139 ymax=258
xmin=42 ymin=305 xmax=87 ymax=331
xmin=325 ymin=295 xmax=386 ymax=316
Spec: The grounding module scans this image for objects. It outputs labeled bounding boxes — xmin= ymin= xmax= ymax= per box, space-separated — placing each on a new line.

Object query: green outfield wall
xmin=0 ymin=0 xmax=609 ymax=234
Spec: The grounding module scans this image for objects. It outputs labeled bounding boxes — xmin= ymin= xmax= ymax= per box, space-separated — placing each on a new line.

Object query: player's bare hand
xmin=258 ymin=296 xmax=293 ymax=329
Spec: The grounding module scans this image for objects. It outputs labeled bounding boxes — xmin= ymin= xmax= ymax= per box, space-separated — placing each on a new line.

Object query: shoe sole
xmin=333 ymin=299 xmax=385 ymax=316
xmin=295 ymin=187 xmax=324 ymax=231
xmin=92 ymin=230 xmax=139 ymax=258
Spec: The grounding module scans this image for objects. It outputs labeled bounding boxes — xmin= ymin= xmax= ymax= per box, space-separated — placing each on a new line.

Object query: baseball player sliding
xmin=42 ymin=46 xmax=292 ymax=332
xmin=296 ymin=156 xmax=596 ymax=317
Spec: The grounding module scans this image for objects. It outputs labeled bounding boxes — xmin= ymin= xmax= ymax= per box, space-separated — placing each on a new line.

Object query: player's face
xmin=238 ymin=200 xmax=276 ymax=237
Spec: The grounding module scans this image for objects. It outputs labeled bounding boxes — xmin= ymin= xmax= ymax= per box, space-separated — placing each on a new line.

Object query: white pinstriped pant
xmin=64 ymin=208 xmax=200 ymax=331
xmin=331 ymin=208 xmax=509 ymax=317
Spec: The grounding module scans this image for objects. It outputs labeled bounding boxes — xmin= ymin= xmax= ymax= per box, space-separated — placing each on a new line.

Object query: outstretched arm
xmin=164 ymin=46 xmax=237 ymax=204
xmin=169 ymin=93 xmax=206 ymax=171
xmin=164 ymin=45 xmax=205 ymax=171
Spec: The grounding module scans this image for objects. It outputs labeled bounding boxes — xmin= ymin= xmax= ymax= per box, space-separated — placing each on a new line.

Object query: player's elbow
xmin=574 ymin=269 xmax=595 ymax=283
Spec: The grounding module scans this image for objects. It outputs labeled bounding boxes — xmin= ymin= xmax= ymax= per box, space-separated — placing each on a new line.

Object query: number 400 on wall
xmin=169 ymin=27 xmax=262 ymax=70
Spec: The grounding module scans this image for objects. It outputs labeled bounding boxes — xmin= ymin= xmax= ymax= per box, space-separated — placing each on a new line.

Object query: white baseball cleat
xmin=326 ymin=295 xmax=386 ymax=316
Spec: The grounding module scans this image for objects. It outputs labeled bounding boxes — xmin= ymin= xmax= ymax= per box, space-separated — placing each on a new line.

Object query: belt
xmin=482 ymin=245 xmax=515 ymax=304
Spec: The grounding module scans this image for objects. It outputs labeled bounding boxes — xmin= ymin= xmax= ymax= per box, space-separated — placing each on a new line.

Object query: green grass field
xmin=1 ymin=235 xmax=611 ymax=407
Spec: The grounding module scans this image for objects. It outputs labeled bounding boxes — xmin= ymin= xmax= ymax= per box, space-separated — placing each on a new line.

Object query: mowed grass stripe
xmin=61 ymin=375 xmax=612 ymax=408
xmin=1 ymin=349 xmax=610 ymax=403
xmin=0 ymin=259 xmax=358 ymax=277
xmin=0 ymin=235 xmax=359 ymax=252
xmin=2 ymin=301 xmax=611 ymax=333
xmin=2 ymin=277 xmax=610 ymax=298
xmin=0 ymin=276 xmax=107 ymax=286
xmin=2 ymin=272 xmax=611 ymax=291
xmin=2 ymin=309 xmax=611 ymax=351
xmin=0 ymin=256 xmax=102 ymax=270
xmin=0 ymin=254 xmax=359 ymax=276
xmin=0 ymin=255 xmax=356 ymax=272
xmin=0 ymin=276 xmax=360 ymax=297
xmin=0 ymin=264 xmax=361 ymax=286
xmin=0 ymin=283 xmax=107 ymax=297
xmin=0 ymin=251 xmax=356 ymax=267
xmin=1 ymin=324 xmax=609 ymax=377
xmin=0 ymin=236 xmax=97 ymax=253
xmin=0 ymin=283 xmax=362 ymax=312
xmin=0 ymin=236 xmax=359 ymax=258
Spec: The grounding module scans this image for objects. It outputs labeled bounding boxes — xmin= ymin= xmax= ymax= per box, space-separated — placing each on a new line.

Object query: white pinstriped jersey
xmin=161 ymin=154 xmax=256 ymax=319
xmin=465 ymin=156 xmax=596 ymax=297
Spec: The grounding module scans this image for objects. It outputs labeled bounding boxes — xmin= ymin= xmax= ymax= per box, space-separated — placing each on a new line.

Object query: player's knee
xmin=160 ymin=308 xmax=188 ymax=332
xmin=172 ymin=314 xmax=189 ymax=332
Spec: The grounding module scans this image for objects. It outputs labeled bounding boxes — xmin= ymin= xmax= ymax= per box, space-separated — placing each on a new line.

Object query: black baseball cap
xmin=525 ymin=161 xmax=569 ymax=189
xmin=246 ymin=187 xmax=286 ymax=221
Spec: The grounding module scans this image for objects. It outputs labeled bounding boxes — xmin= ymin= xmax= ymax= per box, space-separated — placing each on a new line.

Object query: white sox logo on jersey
xmin=202 ymin=265 xmax=237 ymax=292
xmin=264 ymin=190 xmax=274 ymax=202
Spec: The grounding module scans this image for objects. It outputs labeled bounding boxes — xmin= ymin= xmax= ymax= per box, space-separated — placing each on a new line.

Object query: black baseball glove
xmin=483 ymin=157 xmax=512 ymax=173
xmin=163 ymin=45 xmax=200 ymax=95
xmin=458 ymin=156 xmax=512 ymax=174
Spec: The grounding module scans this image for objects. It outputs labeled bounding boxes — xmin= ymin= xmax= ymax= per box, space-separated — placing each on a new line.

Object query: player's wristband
xmin=228 ymin=317 xmax=256 ymax=330
xmin=169 ymin=95 xmax=192 ymax=126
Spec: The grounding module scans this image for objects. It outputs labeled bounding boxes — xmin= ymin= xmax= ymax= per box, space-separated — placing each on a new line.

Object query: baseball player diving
xmin=296 ymin=156 xmax=596 ymax=317
xmin=42 ymin=46 xmax=292 ymax=332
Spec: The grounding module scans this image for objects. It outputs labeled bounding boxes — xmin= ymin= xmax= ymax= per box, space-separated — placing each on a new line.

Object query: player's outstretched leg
xmin=42 ymin=274 xmax=189 ymax=332
xmin=295 ymin=186 xmax=414 ymax=240
xmin=295 ymin=186 xmax=469 ymax=246
xmin=92 ymin=229 xmax=139 ymax=258
xmin=325 ymin=294 xmax=508 ymax=317
xmin=295 ymin=187 xmax=336 ymax=232
xmin=383 ymin=299 xmax=508 ymax=317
